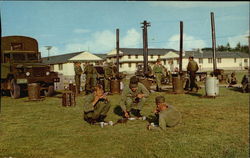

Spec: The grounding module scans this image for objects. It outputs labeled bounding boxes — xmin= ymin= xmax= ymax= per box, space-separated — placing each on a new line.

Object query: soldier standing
xmin=91 ymin=64 xmax=98 ymax=89
xmin=187 ymin=56 xmax=199 ymax=92
xmin=103 ymin=62 xmax=114 ymax=93
xmin=147 ymin=96 xmax=181 ymax=130
xmin=120 ymin=76 xmax=149 ymax=118
xmin=83 ymin=84 xmax=111 ymax=124
xmin=84 ymin=62 xmax=93 ymax=94
xmin=74 ymin=62 xmax=83 ymax=94
xmin=153 ymin=59 xmax=164 ymax=91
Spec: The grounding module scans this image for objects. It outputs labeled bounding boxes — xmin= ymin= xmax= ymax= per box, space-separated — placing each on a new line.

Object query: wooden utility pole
xmin=116 ymin=28 xmax=119 ymax=73
xmin=211 ymin=12 xmax=217 ymax=72
xmin=179 ymin=21 xmax=183 ymax=73
xmin=141 ymin=20 xmax=150 ymax=76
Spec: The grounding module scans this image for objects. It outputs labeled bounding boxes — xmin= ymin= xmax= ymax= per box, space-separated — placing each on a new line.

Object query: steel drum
xmin=28 ymin=83 xmax=41 ymax=100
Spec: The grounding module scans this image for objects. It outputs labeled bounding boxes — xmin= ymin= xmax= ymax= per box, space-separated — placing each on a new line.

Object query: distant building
xmin=106 ymin=48 xmax=249 ymax=73
xmin=42 ymin=51 xmax=106 ymax=89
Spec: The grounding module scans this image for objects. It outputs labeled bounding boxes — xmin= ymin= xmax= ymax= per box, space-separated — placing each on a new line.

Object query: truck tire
xmin=45 ymin=85 xmax=54 ymax=97
xmin=10 ymin=79 xmax=20 ymax=99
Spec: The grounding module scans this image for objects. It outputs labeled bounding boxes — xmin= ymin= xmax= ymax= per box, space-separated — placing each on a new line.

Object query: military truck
xmin=1 ymin=36 xmax=60 ymax=98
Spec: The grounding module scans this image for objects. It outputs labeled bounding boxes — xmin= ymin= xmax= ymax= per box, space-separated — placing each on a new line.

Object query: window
xmin=27 ymin=53 xmax=38 ymax=60
xmin=4 ymin=54 xmax=10 ymax=63
xmin=158 ymin=55 xmax=161 ymax=59
xmin=176 ymin=59 xmax=179 ymax=64
xmin=120 ymin=63 xmax=122 ymax=68
xmin=208 ymin=58 xmax=213 ymax=63
xmin=164 ymin=60 xmax=166 ymax=65
xmin=151 ymin=55 xmax=154 ymax=59
xmin=244 ymin=59 xmax=248 ymax=63
xmin=59 ymin=64 xmax=63 ymax=70
xmin=128 ymin=55 xmax=131 ymax=59
xmin=128 ymin=63 xmax=132 ymax=68
xmin=13 ymin=53 xmax=25 ymax=61
xmin=135 ymin=55 xmax=138 ymax=59
xmin=234 ymin=58 xmax=237 ymax=63
xmin=50 ymin=65 xmax=54 ymax=71
xmin=199 ymin=58 xmax=203 ymax=64
xmin=217 ymin=58 xmax=222 ymax=63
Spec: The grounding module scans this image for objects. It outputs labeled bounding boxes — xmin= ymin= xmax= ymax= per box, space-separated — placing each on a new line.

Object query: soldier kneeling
xmin=148 ymin=96 xmax=181 ymax=130
xmin=83 ymin=84 xmax=111 ymax=124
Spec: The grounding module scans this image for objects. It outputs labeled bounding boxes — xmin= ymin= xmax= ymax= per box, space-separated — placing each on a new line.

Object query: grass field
xmin=0 ymin=71 xmax=249 ymax=158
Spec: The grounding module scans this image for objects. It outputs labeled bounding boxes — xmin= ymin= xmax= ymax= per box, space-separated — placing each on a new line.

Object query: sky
xmin=1 ymin=1 xmax=249 ymax=57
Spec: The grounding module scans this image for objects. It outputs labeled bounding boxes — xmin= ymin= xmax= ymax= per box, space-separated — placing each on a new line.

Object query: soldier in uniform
xmin=153 ymin=59 xmax=164 ymax=91
xmin=103 ymin=62 xmax=114 ymax=93
xmin=74 ymin=62 xmax=83 ymax=94
xmin=187 ymin=56 xmax=200 ymax=92
xmin=120 ymin=76 xmax=150 ymax=118
xmin=91 ymin=64 xmax=98 ymax=89
xmin=241 ymin=74 xmax=249 ymax=93
xmin=83 ymin=84 xmax=111 ymax=124
xmin=84 ymin=62 xmax=95 ymax=94
xmin=147 ymin=96 xmax=181 ymax=130
xmin=228 ymin=72 xmax=237 ymax=87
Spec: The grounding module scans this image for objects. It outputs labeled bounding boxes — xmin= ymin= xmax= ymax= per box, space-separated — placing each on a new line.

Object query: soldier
xmin=92 ymin=64 xmax=98 ymax=89
xmin=187 ymin=56 xmax=200 ymax=92
xmin=84 ymin=62 xmax=95 ymax=94
xmin=228 ymin=72 xmax=237 ymax=87
xmin=153 ymin=59 xmax=165 ymax=91
xmin=83 ymin=84 xmax=111 ymax=124
xmin=120 ymin=76 xmax=149 ymax=118
xmin=241 ymin=74 xmax=249 ymax=93
xmin=147 ymin=96 xmax=181 ymax=130
xmin=103 ymin=62 xmax=114 ymax=93
xmin=74 ymin=62 xmax=83 ymax=94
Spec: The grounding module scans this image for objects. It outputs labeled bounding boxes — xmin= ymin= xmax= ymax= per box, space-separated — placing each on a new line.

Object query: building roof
xmin=182 ymin=51 xmax=249 ymax=58
xmin=107 ymin=48 xmax=177 ymax=56
xmin=42 ymin=51 xmax=109 ymax=64
xmin=69 ymin=51 xmax=103 ymax=62
xmin=42 ymin=52 xmax=83 ymax=64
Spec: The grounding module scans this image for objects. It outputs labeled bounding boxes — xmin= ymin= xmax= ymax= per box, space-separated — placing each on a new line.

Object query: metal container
xmin=205 ymin=76 xmax=219 ymax=96
xmin=172 ymin=75 xmax=184 ymax=94
xmin=111 ymin=79 xmax=120 ymax=94
xmin=69 ymin=83 xmax=76 ymax=94
xmin=28 ymin=83 xmax=41 ymax=100
xmin=139 ymin=78 xmax=152 ymax=90
xmin=62 ymin=91 xmax=76 ymax=106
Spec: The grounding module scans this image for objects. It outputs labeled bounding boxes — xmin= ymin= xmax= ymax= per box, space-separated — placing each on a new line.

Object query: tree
xmin=226 ymin=42 xmax=231 ymax=51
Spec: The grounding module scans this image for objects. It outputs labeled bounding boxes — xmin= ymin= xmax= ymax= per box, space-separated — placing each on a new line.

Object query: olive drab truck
xmin=1 ymin=36 xmax=60 ymax=99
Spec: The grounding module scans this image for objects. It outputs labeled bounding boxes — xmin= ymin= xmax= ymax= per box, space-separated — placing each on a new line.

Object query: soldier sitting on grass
xmin=227 ymin=72 xmax=237 ymax=87
xmin=83 ymin=84 xmax=111 ymax=124
xmin=147 ymin=96 xmax=181 ymax=130
xmin=120 ymin=76 xmax=149 ymax=119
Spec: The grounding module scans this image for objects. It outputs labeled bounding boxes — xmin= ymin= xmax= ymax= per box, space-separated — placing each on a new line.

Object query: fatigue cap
xmin=129 ymin=82 xmax=138 ymax=89
xmin=155 ymin=96 xmax=165 ymax=104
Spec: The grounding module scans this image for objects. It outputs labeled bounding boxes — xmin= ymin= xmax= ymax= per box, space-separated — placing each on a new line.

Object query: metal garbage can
xmin=28 ymin=83 xmax=41 ymax=100
xmin=139 ymin=78 xmax=152 ymax=91
xmin=172 ymin=75 xmax=184 ymax=94
xmin=111 ymin=79 xmax=120 ymax=94
xmin=62 ymin=91 xmax=76 ymax=107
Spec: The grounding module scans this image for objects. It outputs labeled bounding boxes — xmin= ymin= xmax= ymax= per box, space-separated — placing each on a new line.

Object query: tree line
xmin=201 ymin=42 xmax=249 ymax=53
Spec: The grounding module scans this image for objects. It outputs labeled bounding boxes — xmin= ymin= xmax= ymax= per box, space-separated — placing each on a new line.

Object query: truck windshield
xmin=13 ymin=53 xmax=25 ymax=61
xmin=27 ymin=53 xmax=38 ymax=60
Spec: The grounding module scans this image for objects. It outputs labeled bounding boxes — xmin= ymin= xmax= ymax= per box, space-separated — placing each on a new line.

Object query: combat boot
xmin=97 ymin=115 xmax=107 ymax=122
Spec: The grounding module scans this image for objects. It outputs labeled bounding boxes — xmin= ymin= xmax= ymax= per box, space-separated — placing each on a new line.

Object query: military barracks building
xmin=42 ymin=48 xmax=249 ymax=89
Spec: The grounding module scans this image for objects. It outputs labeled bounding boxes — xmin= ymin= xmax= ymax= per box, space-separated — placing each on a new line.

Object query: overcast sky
xmin=1 ymin=1 xmax=249 ymax=57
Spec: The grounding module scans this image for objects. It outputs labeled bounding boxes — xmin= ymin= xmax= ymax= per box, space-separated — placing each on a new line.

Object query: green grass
xmin=0 ymin=71 xmax=249 ymax=158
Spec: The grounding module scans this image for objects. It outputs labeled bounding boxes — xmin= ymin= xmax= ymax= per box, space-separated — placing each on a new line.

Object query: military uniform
xmin=120 ymin=82 xmax=149 ymax=116
xmin=74 ymin=63 xmax=83 ymax=94
xmin=103 ymin=65 xmax=114 ymax=92
xmin=241 ymin=75 xmax=249 ymax=93
xmin=228 ymin=73 xmax=237 ymax=86
xmin=149 ymin=96 xmax=181 ymax=131
xmin=153 ymin=64 xmax=164 ymax=91
xmin=187 ymin=60 xmax=199 ymax=91
xmin=84 ymin=64 xmax=97 ymax=93
xmin=83 ymin=93 xmax=111 ymax=123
